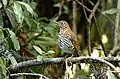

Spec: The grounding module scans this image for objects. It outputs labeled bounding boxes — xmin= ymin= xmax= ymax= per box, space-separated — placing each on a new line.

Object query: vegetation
xmin=0 ymin=0 xmax=120 ymax=79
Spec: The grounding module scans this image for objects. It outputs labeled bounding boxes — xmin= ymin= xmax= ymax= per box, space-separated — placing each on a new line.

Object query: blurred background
xmin=0 ymin=0 xmax=120 ymax=79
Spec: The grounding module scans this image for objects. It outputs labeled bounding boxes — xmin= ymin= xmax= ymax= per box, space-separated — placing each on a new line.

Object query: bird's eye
xmin=61 ymin=22 xmax=64 ymax=25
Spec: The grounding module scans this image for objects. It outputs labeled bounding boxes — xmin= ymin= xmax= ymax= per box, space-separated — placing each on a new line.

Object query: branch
xmin=8 ymin=56 xmax=120 ymax=71
xmin=109 ymin=46 xmax=120 ymax=55
xmin=88 ymin=0 xmax=115 ymax=26
xmin=93 ymin=16 xmax=107 ymax=56
xmin=72 ymin=0 xmax=77 ymax=35
xmin=104 ymin=57 xmax=120 ymax=62
xmin=110 ymin=0 xmax=120 ymax=55
xmin=88 ymin=0 xmax=100 ymax=23
xmin=54 ymin=0 xmax=64 ymax=21
xmin=81 ymin=0 xmax=88 ymax=22
xmin=74 ymin=0 xmax=115 ymax=26
xmin=73 ymin=0 xmax=92 ymax=12
xmin=87 ymin=0 xmax=100 ymax=55
xmin=58 ymin=0 xmax=64 ymax=18
xmin=8 ymin=58 xmax=64 ymax=71
xmin=111 ymin=71 xmax=120 ymax=73
xmin=10 ymin=73 xmax=49 ymax=79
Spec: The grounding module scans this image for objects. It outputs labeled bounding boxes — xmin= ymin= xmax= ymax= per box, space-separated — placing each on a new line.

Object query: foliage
xmin=0 ymin=0 xmax=59 ymax=78
xmin=0 ymin=0 xmax=119 ymax=79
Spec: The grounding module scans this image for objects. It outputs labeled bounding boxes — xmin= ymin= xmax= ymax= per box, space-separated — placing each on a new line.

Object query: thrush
xmin=58 ymin=20 xmax=80 ymax=57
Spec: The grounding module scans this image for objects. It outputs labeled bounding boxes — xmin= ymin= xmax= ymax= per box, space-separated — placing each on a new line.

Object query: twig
xmin=104 ymin=57 xmax=120 ymax=62
xmin=87 ymin=0 xmax=100 ymax=55
xmin=109 ymin=46 xmax=120 ymax=55
xmin=111 ymin=71 xmax=120 ymax=73
xmin=110 ymin=0 xmax=120 ymax=55
xmin=74 ymin=0 xmax=100 ymax=54
xmin=10 ymin=73 xmax=49 ymax=79
xmin=88 ymin=0 xmax=100 ymax=23
xmin=93 ymin=16 xmax=107 ymax=56
xmin=81 ymin=0 xmax=88 ymax=22
xmin=65 ymin=59 xmax=69 ymax=79
xmin=88 ymin=0 xmax=115 ymax=26
xmin=87 ymin=23 xmax=91 ymax=55
xmin=8 ymin=56 xmax=120 ymax=71
xmin=80 ymin=0 xmax=91 ymax=55
xmin=58 ymin=0 xmax=64 ymax=18
xmin=54 ymin=0 xmax=64 ymax=21
xmin=72 ymin=0 xmax=77 ymax=35
xmin=74 ymin=0 xmax=115 ymax=26
xmin=73 ymin=0 xmax=92 ymax=12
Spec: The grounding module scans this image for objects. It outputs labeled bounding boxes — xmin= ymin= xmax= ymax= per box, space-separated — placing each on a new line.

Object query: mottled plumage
xmin=58 ymin=20 xmax=80 ymax=55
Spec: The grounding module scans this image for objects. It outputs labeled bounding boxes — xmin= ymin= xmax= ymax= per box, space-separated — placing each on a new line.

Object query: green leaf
xmin=13 ymin=2 xmax=24 ymax=23
xmin=9 ymin=56 xmax=17 ymax=65
xmin=17 ymin=1 xmax=34 ymax=15
xmin=46 ymin=50 xmax=55 ymax=55
xmin=25 ymin=18 xmax=38 ymax=31
xmin=37 ymin=55 xmax=43 ymax=61
xmin=53 ymin=3 xmax=60 ymax=7
xmin=2 ymin=0 xmax=7 ymax=6
xmin=102 ymin=8 xmax=120 ymax=15
xmin=30 ymin=2 xmax=37 ymax=9
xmin=100 ymin=50 xmax=105 ymax=58
xmin=0 ymin=11 xmax=3 ymax=25
xmin=7 ymin=29 xmax=20 ymax=51
xmin=0 ymin=57 xmax=6 ymax=78
xmin=33 ymin=45 xmax=43 ymax=55
xmin=34 ymin=36 xmax=57 ymax=46
xmin=5 ymin=8 xmax=17 ymax=27
xmin=107 ymin=71 xmax=116 ymax=79
xmin=0 ymin=29 xmax=4 ymax=41
xmin=0 ymin=2 xmax=2 ymax=9
xmin=42 ymin=22 xmax=59 ymax=38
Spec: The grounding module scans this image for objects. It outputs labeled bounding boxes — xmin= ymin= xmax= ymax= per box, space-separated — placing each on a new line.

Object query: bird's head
xmin=58 ymin=20 xmax=69 ymax=29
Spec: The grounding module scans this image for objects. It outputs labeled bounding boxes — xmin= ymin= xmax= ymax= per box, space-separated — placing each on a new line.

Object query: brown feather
xmin=58 ymin=20 xmax=80 ymax=54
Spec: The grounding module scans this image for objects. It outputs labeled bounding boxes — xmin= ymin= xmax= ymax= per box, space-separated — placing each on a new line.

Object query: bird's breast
xmin=59 ymin=37 xmax=75 ymax=53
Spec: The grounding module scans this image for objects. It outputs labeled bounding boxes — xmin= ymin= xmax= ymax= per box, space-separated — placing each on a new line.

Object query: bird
xmin=58 ymin=20 xmax=80 ymax=57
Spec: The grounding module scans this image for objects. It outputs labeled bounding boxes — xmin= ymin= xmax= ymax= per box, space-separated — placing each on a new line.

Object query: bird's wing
xmin=69 ymin=32 xmax=80 ymax=54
